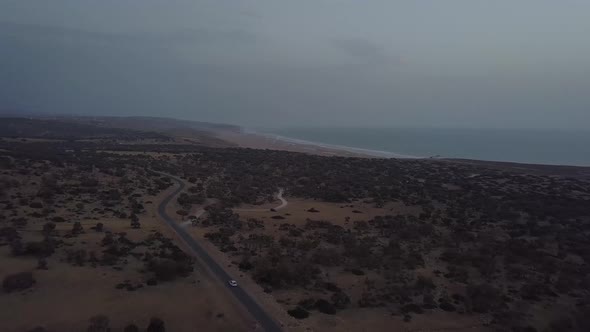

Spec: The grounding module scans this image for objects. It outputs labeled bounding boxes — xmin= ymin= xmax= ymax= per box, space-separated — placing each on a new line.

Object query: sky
xmin=1 ymin=0 xmax=589 ymax=129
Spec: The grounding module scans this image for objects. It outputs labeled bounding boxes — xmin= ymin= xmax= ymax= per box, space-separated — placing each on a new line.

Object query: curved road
xmin=156 ymin=172 xmax=282 ymax=332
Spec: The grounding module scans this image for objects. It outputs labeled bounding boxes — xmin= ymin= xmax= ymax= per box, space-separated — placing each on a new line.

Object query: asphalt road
xmin=156 ymin=172 xmax=283 ymax=332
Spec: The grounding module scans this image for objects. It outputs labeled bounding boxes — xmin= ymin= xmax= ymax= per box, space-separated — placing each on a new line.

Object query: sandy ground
xmin=233 ymin=198 xmax=492 ymax=332
xmin=214 ymin=130 xmax=377 ymax=158
xmin=165 ymin=182 xmax=308 ymax=332
xmin=0 ymin=182 xmax=253 ymax=332
xmin=179 ymin=190 xmax=491 ymax=332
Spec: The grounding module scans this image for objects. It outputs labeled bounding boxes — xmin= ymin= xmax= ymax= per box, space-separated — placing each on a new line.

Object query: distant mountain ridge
xmin=0 ymin=110 xmax=239 ymax=132
xmin=0 ymin=114 xmax=238 ymax=147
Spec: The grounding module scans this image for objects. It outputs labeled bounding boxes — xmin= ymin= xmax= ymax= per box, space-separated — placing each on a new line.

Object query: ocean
xmin=260 ymin=127 xmax=590 ymax=166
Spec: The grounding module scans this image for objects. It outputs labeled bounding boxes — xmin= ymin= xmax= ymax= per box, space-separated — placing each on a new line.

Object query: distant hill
xmin=0 ymin=117 xmax=170 ymax=141
xmin=0 ymin=115 xmax=237 ymax=147
xmin=59 ymin=115 xmax=240 ymax=132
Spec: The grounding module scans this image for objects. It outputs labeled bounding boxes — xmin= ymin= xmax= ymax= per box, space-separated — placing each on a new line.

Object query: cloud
xmin=0 ymin=21 xmax=258 ymax=47
xmin=333 ymin=38 xmax=399 ymax=65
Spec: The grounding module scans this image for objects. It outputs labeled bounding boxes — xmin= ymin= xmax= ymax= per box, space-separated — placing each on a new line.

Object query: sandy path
xmin=234 ymin=188 xmax=288 ymax=212
xmin=275 ymin=188 xmax=287 ymax=210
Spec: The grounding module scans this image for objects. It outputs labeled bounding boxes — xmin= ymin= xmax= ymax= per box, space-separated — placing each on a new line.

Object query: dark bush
xmin=439 ymin=302 xmax=456 ymax=312
xmin=148 ymin=259 xmax=193 ymax=281
xmin=42 ymin=222 xmax=56 ymax=236
xmin=401 ymin=303 xmax=424 ymax=314
xmin=147 ymin=317 xmax=165 ymax=332
xmin=321 ymin=282 xmax=341 ymax=293
xmin=238 ymin=260 xmax=253 ymax=271
xmin=548 ymin=317 xmax=573 ymax=332
xmin=29 ymin=202 xmax=43 ymax=209
xmin=288 ymin=306 xmax=310 ymax=319
xmin=350 ymin=268 xmax=365 ymax=276
xmin=331 ymin=292 xmax=351 ymax=309
xmin=0 ymin=226 xmax=20 ymax=242
xmin=87 ymin=315 xmax=110 ymax=332
xmin=3 ymin=272 xmax=35 ymax=292
xmin=25 ymin=240 xmax=55 ymax=257
xmin=27 ymin=327 xmax=48 ymax=332
xmin=72 ymin=221 xmax=84 ymax=235
xmin=315 ymin=299 xmax=336 ymax=314
xmin=124 ymin=324 xmax=139 ymax=332
xmin=52 ymin=216 xmax=65 ymax=223
xmin=298 ymin=298 xmax=317 ymax=310
xmin=37 ymin=257 xmax=48 ymax=270
xmin=466 ymin=284 xmax=503 ymax=313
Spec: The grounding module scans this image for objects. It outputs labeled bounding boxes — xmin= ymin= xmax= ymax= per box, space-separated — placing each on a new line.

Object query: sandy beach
xmin=214 ymin=129 xmax=406 ymax=159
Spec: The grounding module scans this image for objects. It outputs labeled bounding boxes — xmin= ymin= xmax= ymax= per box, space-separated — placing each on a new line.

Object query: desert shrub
xmin=547 ymin=316 xmax=573 ymax=331
xmin=350 ymin=268 xmax=365 ymax=276
xmin=253 ymin=258 xmax=320 ymax=288
xmin=29 ymin=202 xmax=43 ymax=209
xmin=42 ymin=222 xmax=56 ymax=236
xmin=298 ymin=298 xmax=317 ymax=310
xmin=422 ymin=292 xmax=437 ymax=309
xmin=87 ymin=315 xmax=110 ymax=332
xmin=0 ymin=227 xmax=20 ymax=243
xmin=3 ymin=272 xmax=35 ymax=293
xmin=401 ymin=303 xmax=424 ymax=314
xmin=331 ymin=291 xmax=351 ymax=309
xmin=321 ymin=281 xmax=341 ymax=293
xmin=147 ymin=259 xmax=193 ymax=281
xmin=414 ymin=275 xmax=435 ymax=291
xmin=124 ymin=324 xmax=139 ymax=332
xmin=466 ymin=283 xmax=503 ymax=313
xmin=288 ymin=306 xmax=310 ymax=319
xmin=10 ymin=239 xmax=25 ymax=256
xmin=101 ymin=253 xmax=119 ymax=266
xmin=238 ymin=259 xmax=253 ymax=271
xmin=37 ymin=258 xmax=48 ymax=270
xmin=312 ymin=248 xmax=343 ymax=266
xmin=439 ymin=301 xmax=456 ymax=312
xmin=72 ymin=221 xmax=84 ymax=235
xmin=26 ymin=327 xmax=47 ymax=332
xmin=147 ymin=317 xmax=165 ymax=332
xmin=52 ymin=216 xmax=65 ymax=223
xmin=315 ymin=299 xmax=336 ymax=314
xmin=66 ymin=249 xmax=87 ymax=266
xmin=25 ymin=240 xmax=55 ymax=257
xmin=95 ymin=223 xmax=104 ymax=232
xmin=101 ymin=233 xmax=115 ymax=246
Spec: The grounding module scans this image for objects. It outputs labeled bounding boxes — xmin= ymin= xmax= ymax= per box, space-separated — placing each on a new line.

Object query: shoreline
xmin=214 ymin=128 xmax=420 ymax=159
xmin=213 ymin=128 xmax=590 ymax=178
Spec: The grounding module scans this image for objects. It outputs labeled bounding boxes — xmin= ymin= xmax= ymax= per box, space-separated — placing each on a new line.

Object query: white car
xmin=228 ymin=280 xmax=238 ymax=287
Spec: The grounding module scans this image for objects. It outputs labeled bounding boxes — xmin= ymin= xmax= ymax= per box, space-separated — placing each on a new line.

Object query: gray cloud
xmin=0 ymin=21 xmax=258 ymax=46
xmin=333 ymin=38 xmax=398 ymax=65
xmin=1 ymin=1 xmax=589 ymax=129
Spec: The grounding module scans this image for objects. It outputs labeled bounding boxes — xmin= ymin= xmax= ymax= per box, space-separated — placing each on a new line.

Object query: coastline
xmin=212 ymin=128 xmax=590 ymax=179
xmin=214 ymin=128 xmax=418 ymax=159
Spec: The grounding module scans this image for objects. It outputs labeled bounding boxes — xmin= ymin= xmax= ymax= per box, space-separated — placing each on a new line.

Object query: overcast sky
xmin=1 ymin=0 xmax=589 ymax=128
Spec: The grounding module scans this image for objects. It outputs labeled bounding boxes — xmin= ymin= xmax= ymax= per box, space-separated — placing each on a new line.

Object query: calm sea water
xmin=261 ymin=127 xmax=590 ymax=166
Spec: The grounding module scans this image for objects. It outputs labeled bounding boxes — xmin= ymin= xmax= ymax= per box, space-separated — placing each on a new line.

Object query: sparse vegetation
xmin=1 ymin=117 xmax=589 ymax=331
